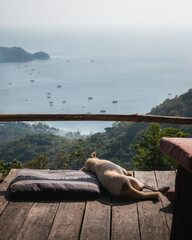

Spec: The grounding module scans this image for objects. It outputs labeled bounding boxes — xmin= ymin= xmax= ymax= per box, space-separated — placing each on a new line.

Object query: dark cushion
xmin=165 ymin=187 xmax=175 ymax=205
xmin=159 ymin=137 xmax=192 ymax=174
xmin=10 ymin=169 xmax=101 ymax=199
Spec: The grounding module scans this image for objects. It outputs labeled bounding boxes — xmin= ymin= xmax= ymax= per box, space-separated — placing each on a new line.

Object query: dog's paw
xmin=126 ymin=171 xmax=132 ymax=176
xmin=158 ymin=186 xmax=170 ymax=194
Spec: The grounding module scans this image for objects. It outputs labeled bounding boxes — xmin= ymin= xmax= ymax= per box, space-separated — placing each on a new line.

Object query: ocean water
xmin=1 ymin=29 xmax=192 ymax=134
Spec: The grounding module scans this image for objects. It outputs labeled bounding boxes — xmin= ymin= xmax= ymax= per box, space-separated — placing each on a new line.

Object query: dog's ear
xmin=90 ymin=152 xmax=96 ymax=158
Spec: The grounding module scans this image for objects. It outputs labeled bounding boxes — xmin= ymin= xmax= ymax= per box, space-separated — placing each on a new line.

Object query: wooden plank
xmin=16 ymin=201 xmax=59 ymax=240
xmin=0 ymin=200 xmax=34 ymax=240
xmin=135 ymin=171 xmax=170 ymax=240
xmin=155 ymin=171 xmax=176 ymax=232
xmin=0 ymin=169 xmax=19 ymax=215
xmin=48 ymin=200 xmax=85 ymax=240
xmin=111 ymin=197 xmax=140 ymax=240
xmin=80 ymin=193 xmax=111 ymax=240
xmin=1 ymin=113 xmax=192 ymax=125
xmin=111 ymin=171 xmax=140 ymax=240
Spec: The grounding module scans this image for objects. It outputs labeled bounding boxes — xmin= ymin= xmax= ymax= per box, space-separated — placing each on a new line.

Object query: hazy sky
xmin=0 ymin=0 xmax=192 ymax=30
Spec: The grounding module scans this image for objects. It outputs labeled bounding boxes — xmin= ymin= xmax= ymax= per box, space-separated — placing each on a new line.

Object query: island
xmin=0 ymin=46 xmax=50 ymax=63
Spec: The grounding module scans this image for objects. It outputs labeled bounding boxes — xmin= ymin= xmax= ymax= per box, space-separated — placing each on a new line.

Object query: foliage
xmin=0 ymin=122 xmax=58 ymax=144
xmin=150 ymin=89 xmax=192 ymax=117
xmin=0 ymin=133 xmax=72 ymax=164
xmin=131 ymin=124 xmax=190 ymax=170
xmin=0 ymin=89 xmax=192 ymax=171
xmin=23 ymin=155 xmax=50 ymax=169
xmin=56 ymin=139 xmax=91 ymax=169
xmin=0 ymin=159 xmax=22 ymax=178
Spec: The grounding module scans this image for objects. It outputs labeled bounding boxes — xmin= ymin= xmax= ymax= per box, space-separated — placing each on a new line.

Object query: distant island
xmin=0 ymin=46 xmax=50 ymax=63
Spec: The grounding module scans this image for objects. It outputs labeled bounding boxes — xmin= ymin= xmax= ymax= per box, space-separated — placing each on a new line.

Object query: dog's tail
xmin=120 ymin=182 xmax=161 ymax=200
xmin=143 ymin=184 xmax=170 ymax=194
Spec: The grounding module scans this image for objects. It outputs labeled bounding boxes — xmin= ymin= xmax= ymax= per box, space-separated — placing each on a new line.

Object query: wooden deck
xmin=0 ymin=169 xmax=175 ymax=240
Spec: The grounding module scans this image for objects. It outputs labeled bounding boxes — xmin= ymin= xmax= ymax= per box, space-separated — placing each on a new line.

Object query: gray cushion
xmin=10 ymin=169 xmax=101 ymax=199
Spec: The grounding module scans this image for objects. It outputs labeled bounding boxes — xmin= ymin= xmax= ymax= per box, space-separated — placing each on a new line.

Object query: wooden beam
xmin=0 ymin=113 xmax=192 ymax=125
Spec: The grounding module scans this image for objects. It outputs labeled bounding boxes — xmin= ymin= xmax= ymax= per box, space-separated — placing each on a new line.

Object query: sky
xmin=0 ymin=0 xmax=192 ymax=30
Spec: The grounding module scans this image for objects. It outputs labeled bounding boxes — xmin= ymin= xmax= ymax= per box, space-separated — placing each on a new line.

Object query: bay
xmin=0 ymin=29 xmax=192 ymax=134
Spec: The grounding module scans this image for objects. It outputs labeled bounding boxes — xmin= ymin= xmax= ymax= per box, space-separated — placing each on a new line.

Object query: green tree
xmin=131 ymin=123 xmax=190 ymax=170
xmin=57 ymin=139 xmax=90 ymax=169
xmin=23 ymin=155 xmax=50 ymax=169
xmin=0 ymin=159 xmax=23 ymax=177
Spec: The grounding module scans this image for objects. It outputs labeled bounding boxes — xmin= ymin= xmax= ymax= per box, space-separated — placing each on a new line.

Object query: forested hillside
xmin=0 ymin=122 xmax=59 ymax=144
xmin=0 ymin=46 xmax=50 ymax=63
xmin=82 ymin=89 xmax=192 ymax=168
xmin=0 ymin=133 xmax=72 ymax=163
xmin=0 ymin=89 xmax=192 ymax=169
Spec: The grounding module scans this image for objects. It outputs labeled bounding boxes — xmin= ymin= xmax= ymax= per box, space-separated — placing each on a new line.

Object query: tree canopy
xmin=131 ymin=123 xmax=190 ymax=170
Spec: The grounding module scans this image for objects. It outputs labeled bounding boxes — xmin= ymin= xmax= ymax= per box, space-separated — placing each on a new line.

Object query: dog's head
xmin=84 ymin=152 xmax=99 ymax=173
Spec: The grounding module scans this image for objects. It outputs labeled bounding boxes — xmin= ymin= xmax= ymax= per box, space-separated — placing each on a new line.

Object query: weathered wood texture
xmin=0 ymin=200 xmax=33 ymax=240
xmin=155 ymin=171 xmax=176 ymax=233
xmin=16 ymin=201 xmax=59 ymax=240
xmin=80 ymin=192 xmax=111 ymax=240
xmin=0 ymin=170 xmax=174 ymax=240
xmin=111 ymin=171 xmax=140 ymax=240
xmin=0 ymin=169 xmax=19 ymax=215
xmin=135 ymin=171 xmax=170 ymax=240
xmin=1 ymin=113 xmax=192 ymax=124
xmin=111 ymin=198 xmax=140 ymax=240
xmin=48 ymin=201 xmax=85 ymax=240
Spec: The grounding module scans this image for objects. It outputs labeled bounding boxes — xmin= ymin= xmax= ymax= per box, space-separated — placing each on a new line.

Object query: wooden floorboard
xmin=48 ymin=200 xmax=85 ymax=240
xmin=155 ymin=171 xmax=176 ymax=233
xmin=111 ymin=171 xmax=140 ymax=240
xmin=135 ymin=171 xmax=170 ymax=240
xmin=0 ymin=169 xmax=19 ymax=215
xmin=0 ymin=200 xmax=34 ymax=240
xmin=80 ymin=192 xmax=111 ymax=240
xmin=16 ymin=201 xmax=59 ymax=240
xmin=111 ymin=197 xmax=140 ymax=240
xmin=0 ymin=170 xmax=175 ymax=240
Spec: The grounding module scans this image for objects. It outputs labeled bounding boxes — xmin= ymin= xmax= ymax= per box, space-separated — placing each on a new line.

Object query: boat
xmin=100 ymin=110 xmax=106 ymax=113
xmin=88 ymin=97 xmax=93 ymax=100
xmin=112 ymin=100 xmax=118 ymax=104
xmin=57 ymin=85 xmax=62 ymax=88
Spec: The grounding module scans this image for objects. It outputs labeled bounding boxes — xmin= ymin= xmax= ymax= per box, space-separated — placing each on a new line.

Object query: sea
xmin=0 ymin=28 xmax=192 ymax=135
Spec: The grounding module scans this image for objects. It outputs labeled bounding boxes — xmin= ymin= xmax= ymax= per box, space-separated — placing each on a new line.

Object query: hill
xmin=81 ymin=89 xmax=192 ymax=168
xmin=0 ymin=89 xmax=192 ymax=169
xmin=0 ymin=122 xmax=59 ymax=144
xmin=0 ymin=46 xmax=50 ymax=63
xmin=0 ymin=133 xmax=72 ymax=164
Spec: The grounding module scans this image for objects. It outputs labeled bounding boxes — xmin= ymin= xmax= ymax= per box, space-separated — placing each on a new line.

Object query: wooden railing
xmin=1 ymin=113 xmax=192 ymax=125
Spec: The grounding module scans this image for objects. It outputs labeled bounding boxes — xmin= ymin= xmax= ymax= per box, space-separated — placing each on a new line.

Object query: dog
xmin=81 ymin=152 xmax=169 ymax=200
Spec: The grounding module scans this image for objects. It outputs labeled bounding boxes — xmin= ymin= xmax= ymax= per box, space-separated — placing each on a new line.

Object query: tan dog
xmin=81 ymin=152 xmax=168 ymax=200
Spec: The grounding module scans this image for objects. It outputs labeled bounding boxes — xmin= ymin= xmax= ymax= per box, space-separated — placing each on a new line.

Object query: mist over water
xmin=1 ymin=29 xmax=192 ymax=134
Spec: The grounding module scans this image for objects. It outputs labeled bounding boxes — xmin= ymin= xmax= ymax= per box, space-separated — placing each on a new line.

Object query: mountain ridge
xmin=0 ymin=46 xmax=50 ymax=63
